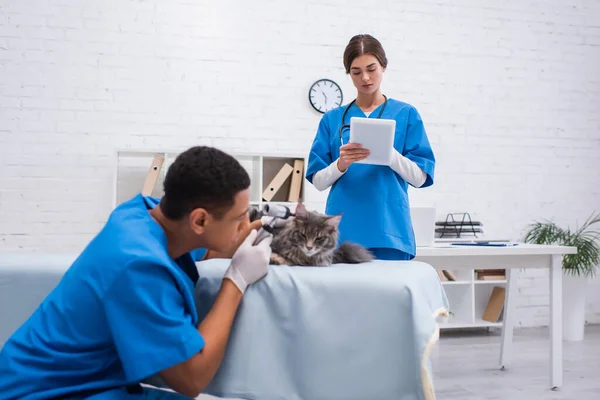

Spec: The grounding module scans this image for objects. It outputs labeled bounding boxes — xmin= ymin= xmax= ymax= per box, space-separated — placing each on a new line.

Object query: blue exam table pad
xmin=0 ymin=255 xmax=448 ymax=400
xmin=194 ymin=259 xmax=449 ymax=400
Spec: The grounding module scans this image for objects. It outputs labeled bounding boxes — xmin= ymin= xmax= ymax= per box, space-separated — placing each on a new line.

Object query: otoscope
xmin=262 ymin=203 xmax=294 ymax=219
xmin=253 ymin=203 xmax=295 ymax=245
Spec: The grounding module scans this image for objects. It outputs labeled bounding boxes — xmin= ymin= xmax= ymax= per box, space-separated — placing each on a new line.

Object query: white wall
xmin=1 ymin=0 xmax=599 ymax=326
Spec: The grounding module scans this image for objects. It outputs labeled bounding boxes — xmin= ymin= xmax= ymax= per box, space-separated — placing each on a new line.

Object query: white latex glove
xmin=224 ymin=229 xmax=273 ymax=294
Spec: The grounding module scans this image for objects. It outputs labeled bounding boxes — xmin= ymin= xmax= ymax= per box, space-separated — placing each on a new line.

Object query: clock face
xmin=309 ymin=79 xmax=343 ymax=114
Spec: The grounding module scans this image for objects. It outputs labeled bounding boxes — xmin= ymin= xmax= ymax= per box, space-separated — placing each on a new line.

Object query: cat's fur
xmin=249 ymin=203 xmax=374 ymax=266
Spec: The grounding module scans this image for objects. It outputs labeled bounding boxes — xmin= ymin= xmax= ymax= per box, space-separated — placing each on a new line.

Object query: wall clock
xmin=308 ymin=78 xmax=343 ymax=113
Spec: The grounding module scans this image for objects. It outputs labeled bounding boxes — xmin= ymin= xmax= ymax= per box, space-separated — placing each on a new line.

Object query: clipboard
xmin=349 ymin=117 xmax=396 ymax=166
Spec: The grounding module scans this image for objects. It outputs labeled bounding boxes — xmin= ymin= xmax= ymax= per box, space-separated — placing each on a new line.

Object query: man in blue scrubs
xmin=0 ymin=146 xmax=273 ymax=399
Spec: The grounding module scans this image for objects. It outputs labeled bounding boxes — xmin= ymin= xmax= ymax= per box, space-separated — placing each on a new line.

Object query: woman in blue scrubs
xmin=306 ymin=34 xmax=435 ymax=260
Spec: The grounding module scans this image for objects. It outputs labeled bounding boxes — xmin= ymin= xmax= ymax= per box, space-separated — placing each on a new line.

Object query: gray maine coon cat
xmin=250 ymin=203 xmax=374 ymax=266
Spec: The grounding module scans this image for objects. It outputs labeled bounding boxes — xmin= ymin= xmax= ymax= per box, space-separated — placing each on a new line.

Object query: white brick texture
xmin=1 ymin=0 xmax=600 ymax=326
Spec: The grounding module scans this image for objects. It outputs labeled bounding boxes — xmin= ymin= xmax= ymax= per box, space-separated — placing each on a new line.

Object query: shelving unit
xmin=438 ymin=267 xmax=507 ymax=330
xmin=112 ymin=149 xmax=311 ymax=210
xmin=113 ymin=149 xmax=511 ymax=332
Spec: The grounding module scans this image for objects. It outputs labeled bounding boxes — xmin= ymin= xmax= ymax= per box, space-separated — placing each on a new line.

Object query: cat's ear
xmin=295 ymin=202 xmax=307 ymax=217
xmin=325 ymin=215 xmax=342 ymax=229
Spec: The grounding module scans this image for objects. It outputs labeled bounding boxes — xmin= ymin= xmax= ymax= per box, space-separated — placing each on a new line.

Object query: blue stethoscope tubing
xmin=338 ymin=94 xmax=388 ymax=145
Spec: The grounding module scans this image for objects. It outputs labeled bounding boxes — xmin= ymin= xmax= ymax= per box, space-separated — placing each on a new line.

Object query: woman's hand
xmin=337 ymin=143 xmax=370 ymax=172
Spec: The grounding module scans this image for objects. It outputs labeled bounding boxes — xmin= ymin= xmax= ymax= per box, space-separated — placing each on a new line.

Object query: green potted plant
xmin=523 ymin=212 xmax=600 ymax=341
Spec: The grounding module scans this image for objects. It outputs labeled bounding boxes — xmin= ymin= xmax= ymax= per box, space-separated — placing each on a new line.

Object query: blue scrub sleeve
xmin=306 ymin=115 xmax=333 ymax=184
xmin=403 ymin=107 xmax=435 ymax=188
xmin=103 ymin=262 xmax=205 ymax=383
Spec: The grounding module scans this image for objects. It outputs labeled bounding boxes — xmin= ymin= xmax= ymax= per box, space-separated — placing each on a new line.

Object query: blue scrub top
xmin=306 ymin=98 xmax=435 ymax=258
xmin=0 ymin=194 xmax=206 ymax=399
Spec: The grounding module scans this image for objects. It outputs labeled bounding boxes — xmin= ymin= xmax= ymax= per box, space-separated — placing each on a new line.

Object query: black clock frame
xmin=308 ymin=78 xmax=343 ymax=114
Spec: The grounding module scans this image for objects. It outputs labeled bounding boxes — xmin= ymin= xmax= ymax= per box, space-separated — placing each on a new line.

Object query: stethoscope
xmin=339 ymin=94 xmax=388 ymax=145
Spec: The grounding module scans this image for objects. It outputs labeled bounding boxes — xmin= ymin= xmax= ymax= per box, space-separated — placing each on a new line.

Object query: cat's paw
xmin=270 ymin=253 xmax=288 ymax=265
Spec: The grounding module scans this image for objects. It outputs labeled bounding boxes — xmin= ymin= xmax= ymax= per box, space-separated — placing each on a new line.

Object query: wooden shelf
xmin=473 ymin=318 xmax=503 ymax=328
xmin=474 ymin=279 xmax=507 ymax=284
xmin=439 ymin=320 xmax=473 ymax=329
xmin=440 ymin=320 xmax=503 ymax=329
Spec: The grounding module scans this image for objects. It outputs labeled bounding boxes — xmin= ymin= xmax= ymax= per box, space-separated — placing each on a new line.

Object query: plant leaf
xmin=523 ymin=213 xmax=600 ymax=277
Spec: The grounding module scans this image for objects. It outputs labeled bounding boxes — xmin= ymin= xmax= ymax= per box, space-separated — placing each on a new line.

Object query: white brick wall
xmin=1 ymin=0 xmax=599 ymax=326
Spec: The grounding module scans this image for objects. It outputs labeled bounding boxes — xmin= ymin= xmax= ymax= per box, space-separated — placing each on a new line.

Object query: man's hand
xmin=158 ymin=230 xmax=273 ymax=397
xmin=223 ymin=229 xmax=273 ymax=294
xmin=203 ymin=219 xmax=263 ymax=260
xmin=337 ymin=143 xmax=370 ymax=172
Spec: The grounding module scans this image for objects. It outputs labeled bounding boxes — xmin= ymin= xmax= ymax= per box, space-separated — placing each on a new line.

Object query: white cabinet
xmin=113 ymin=149 xmax=328 ymax=211
xmin=439 ymin=267 xmax=507 ymax=329
xmin=115 ymin=149 xmax=514 ymax=332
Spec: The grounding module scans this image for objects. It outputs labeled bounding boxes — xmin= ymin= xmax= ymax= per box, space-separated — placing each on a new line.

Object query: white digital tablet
xmin=349 ymin=117 xmax=396 ymax=166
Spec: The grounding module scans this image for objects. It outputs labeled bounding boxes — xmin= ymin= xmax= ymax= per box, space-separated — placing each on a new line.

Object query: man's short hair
xmin=160 ymin=146 xmax=250 ymax=220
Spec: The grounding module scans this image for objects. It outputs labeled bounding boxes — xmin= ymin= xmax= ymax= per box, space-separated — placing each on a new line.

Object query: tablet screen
xmin=349 ymin=117 xmax=396 ymax=166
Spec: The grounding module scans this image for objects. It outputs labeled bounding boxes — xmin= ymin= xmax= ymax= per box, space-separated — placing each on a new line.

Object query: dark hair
xmin=160 ymin=146 xmax=250 ymax=220
xmin=343 ymin=34 xmax=388 ymax=74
